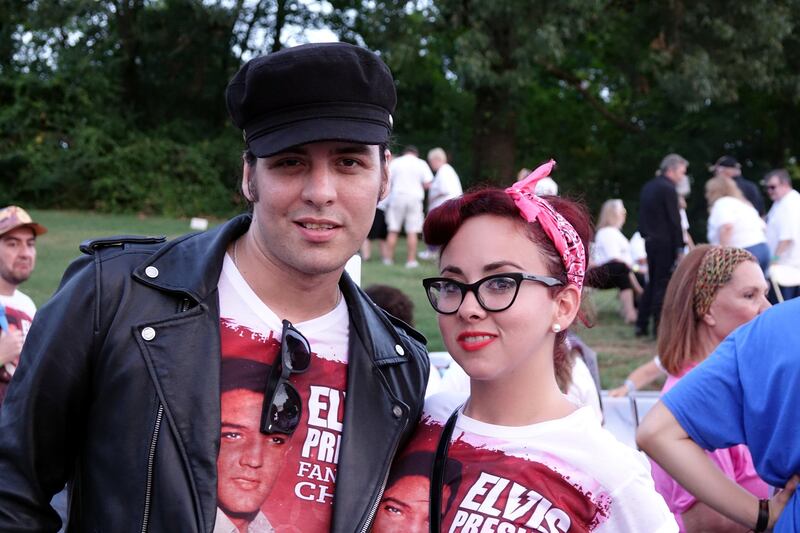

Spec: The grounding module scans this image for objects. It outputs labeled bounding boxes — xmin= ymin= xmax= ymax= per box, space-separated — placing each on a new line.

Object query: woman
xmin=374 ymin=161 xmax=677 ymax=532
xmin=641 ymin=245 xmax=771 ymax=531
xmin=705 ymin=176 xmax=769 ymax=272
xmin=587 ymin=199 xmax=641 ymax=323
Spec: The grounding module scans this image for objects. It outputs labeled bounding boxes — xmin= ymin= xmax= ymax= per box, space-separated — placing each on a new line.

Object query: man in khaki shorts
xmin=384 ymin=145 xmax=433 ymax=268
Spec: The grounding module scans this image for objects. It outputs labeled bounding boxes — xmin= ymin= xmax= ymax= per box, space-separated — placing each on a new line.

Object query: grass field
xmin=23 ymin=209 xmax=660 ymax=390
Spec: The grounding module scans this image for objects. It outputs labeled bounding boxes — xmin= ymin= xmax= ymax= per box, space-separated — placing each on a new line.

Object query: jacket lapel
xmin=135 ymin=299 xmax=222 ymax=531
xmin=331 ymin=278 xmax=417 ymax=532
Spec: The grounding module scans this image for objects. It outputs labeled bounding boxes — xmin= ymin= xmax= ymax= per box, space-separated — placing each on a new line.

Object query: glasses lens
xmin=266 ymin=381 xmax=303 ymax=434
xmin=478 ymin=276 xmax=518 ymax=311
xmin=428 ymin=280 xmax=463 ymax=313
xmin=284 ymin=329 xmax=311 ymax=372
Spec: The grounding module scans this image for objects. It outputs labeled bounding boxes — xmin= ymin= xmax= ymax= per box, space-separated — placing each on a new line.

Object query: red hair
xmin=423 ymin=187 xmax=594 ymax=389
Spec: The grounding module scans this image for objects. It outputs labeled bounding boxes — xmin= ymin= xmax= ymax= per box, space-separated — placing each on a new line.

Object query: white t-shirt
xmin=707 ymin=196 xmax=766 ymax=248
xmin=567 ymin=357 xmax=603 ymax=422
xmin=428 ymin=163 xmax=463 ymax=211
xmin=629 ymin=232 xmax=646 ymax=263
xmin=0 ymin=289 xmax=36 ymax=376
xmin=388 ymin=153 xmax=433 ymax=201
xmin=216 ymin=254 xmax=349 ymax=532
xmin=592 ymin=227 xmax=633 ymax=267
xmin=383 ymin=392 xmax=677 ymax=532
xmin=766 ymin=188 xmax=800 ymax=267
xmin=439 ymin=358 xmax=603 ymax=420
xmin=214 ymin=508 xmax=274 ymax=533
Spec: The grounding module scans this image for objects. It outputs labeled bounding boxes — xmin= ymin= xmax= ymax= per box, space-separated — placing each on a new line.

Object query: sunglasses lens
xmin=284 ymin=330 xmax=311 ymax=372
xmin=267 ymin=381 xmax=302 ymax=434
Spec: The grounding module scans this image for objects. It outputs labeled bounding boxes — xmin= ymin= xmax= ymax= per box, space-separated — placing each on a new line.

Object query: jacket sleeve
xmin=664 ymin=186 xmax=684 ymax=250
xmin=0 ymin=254 xmax=97 ymax=531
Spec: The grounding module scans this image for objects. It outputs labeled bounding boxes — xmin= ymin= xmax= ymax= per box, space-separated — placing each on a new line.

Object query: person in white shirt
xmin=705 ymin=176 xmax=770 ymax=272
xmin=763 ymin=168 xmax=800 ymax=300
xmin=587 ymin=199 xmax=641 ymax=323
xmin=0 ymin=206 xmax=45 ymax=407
xmin=384 ymin=146 xmax=434 ymax=268
xmin=426 ymin=148 xmax=463 ymax=212
xmin=419 ymin=147 xmax=463 ymax=261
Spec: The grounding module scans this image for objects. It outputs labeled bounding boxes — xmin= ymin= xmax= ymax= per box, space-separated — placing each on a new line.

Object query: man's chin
xmin=2 ymin=272 xmax=30 ymax=285
xmin=221 ymin=507 xmax=260 ymax=520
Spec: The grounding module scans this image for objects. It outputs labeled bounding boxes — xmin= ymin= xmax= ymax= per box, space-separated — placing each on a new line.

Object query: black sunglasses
xmin=260 ymin=319 xmax=311 ymax=435
xmin=422 ymin=272 xmax=564 ymax=315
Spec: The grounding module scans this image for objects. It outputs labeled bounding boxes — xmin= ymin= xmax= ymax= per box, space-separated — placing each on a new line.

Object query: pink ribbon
xmin=505 ymin=159 xmax=586 ymax=290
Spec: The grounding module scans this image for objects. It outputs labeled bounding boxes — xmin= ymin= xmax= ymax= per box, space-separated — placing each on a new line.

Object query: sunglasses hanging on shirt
xmin=260 ymin=319 xmax=311 ymax=435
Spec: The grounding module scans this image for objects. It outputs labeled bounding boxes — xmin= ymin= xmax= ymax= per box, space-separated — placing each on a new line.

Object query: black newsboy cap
xmin=226 ymin=42 xmax=396 ymax=157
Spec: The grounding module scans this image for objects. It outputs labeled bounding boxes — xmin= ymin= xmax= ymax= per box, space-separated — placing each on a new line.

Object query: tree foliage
xmin=2 ymin=0 xmax=800 ymax=231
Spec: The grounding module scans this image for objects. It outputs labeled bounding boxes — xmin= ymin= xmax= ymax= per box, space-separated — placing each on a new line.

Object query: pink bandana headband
xmin=505 ymin=160 xmax=586 ymax=290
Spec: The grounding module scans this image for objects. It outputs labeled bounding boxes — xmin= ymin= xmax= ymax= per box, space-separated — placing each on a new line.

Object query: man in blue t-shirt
xmin=638 ymin=298 xmax=800 ymax=532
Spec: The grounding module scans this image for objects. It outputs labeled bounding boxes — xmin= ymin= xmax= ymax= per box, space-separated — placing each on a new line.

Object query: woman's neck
xmin=464 ymin=351 xmax=576 ymax=426
xmin=694 ymin=324 xmax=721 ymax=363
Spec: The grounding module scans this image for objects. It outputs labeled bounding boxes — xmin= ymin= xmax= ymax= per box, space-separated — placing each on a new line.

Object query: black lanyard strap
xmin=429 ymin=405 xmax=461 ymax=532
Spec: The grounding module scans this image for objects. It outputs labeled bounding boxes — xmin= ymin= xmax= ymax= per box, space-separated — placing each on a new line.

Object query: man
xmin=0 ymin=206 xmax=46 ymax=406
xmin=372 ymin=451 xmax=462 ymax=533
xmin=764 ymin=168 xmax=800 ymax=300
xmin=215 ymin=359 xmax=288 ymax=533
xmin=635 ymin=154 xmax=687 ymax=337
xmin=709 ymin=155 xmax=766 ymax=216
xmin=419 ymin=147 xmax=462 ymax=261
xmin=0 ymin=43 xmax=429 ymax=532
xmin=384 ymin=145 xmax=433 ymax=268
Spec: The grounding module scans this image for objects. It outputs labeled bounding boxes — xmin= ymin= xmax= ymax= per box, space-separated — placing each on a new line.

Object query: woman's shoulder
xmin=565 ymin=410 xmax=655 ymax=482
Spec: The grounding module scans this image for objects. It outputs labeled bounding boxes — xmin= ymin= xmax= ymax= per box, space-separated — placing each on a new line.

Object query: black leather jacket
xmin=0 ymin=214 xmax=429 ymax=532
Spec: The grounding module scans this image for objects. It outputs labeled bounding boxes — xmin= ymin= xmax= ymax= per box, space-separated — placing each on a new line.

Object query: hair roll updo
xmin=423 ymin=188 xmax=594 ymax=388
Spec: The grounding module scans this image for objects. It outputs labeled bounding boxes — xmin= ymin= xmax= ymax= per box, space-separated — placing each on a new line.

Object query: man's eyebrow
xmin=221 ymin=422 xmax=248 ymax=430
xmin=380 ymin=496 xmax=410 ymax=510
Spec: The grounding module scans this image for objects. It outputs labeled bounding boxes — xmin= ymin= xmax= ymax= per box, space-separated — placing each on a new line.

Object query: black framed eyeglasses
xmin=260 ymin=319 xmax=311 ymax=435
xmin=422 ymin=272 xmax=564 ymax=315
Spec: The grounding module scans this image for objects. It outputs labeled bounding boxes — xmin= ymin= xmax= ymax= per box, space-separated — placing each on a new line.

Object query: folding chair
xmin=768 ymin=263 xmax=800 ymax=303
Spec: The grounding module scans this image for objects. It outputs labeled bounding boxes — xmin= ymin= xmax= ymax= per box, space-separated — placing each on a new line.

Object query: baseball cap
xmin=708 ymin=155 xmax=741 ymax=172
xmin=226 ymin=42 xmax=396 ymax=158
xmin=0 ymin=206 xmax=47 ymax=238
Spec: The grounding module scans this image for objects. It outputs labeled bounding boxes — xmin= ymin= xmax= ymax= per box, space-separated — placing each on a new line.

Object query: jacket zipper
xmin=140 ymin=404 xmax=164 ymax=533
xmin=140 ymin=298 xmax=190 ymax=532
xmin=359 ymin=415 xmax=408 ymax=533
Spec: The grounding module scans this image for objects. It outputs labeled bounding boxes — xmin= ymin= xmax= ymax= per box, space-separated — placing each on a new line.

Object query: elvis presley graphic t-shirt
xmin=373 ymin=391 xmax=677 ymax=533
xmin=215 ymin=254 xmax=349 ymax=532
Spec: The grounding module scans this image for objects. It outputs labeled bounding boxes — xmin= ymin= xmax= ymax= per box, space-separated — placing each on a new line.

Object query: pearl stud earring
xmin=552 ymin=323 xmax=562 ymax=333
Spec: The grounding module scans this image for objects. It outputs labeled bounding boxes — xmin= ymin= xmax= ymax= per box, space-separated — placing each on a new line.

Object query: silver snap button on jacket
xmin=394 ymin=344 xmax=405 ymax=356
xmin=144 ymin=266 xmax=159 ymax=278
xmin=141 ymin=327 xmax=156 ymax=341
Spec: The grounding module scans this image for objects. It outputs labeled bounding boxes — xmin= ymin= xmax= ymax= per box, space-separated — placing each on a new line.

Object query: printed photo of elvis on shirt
xmin=373 ymin=400 xmax=615 ymax=533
